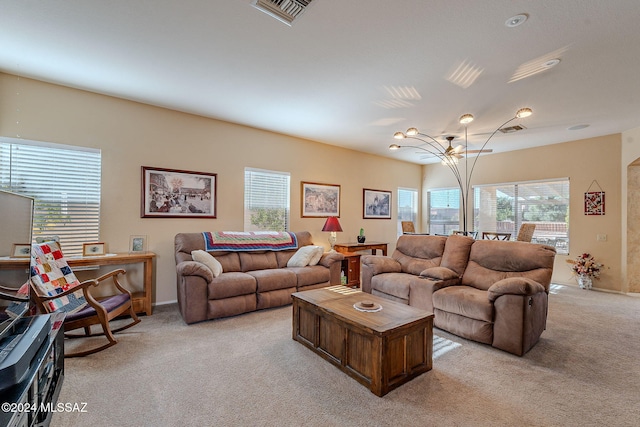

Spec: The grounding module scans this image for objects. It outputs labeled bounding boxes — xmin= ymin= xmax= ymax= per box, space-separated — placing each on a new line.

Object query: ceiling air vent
xmin=499 ymin=124 xmax=527 ymax=134
xmin=252 ymin=0 xmax=314 ymax=26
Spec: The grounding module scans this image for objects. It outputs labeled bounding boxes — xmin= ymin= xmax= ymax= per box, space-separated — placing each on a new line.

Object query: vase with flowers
xmin=566 ymin=253 xmax=603 ymax=290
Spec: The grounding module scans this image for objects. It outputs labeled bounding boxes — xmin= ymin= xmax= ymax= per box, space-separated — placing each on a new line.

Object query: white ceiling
xmin=1 ymin=0 xmax=639 ymax=164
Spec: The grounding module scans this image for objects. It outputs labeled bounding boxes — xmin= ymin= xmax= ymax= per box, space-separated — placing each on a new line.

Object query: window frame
xmin=244 ymin=167 xmax=291 ymax=232
xmin=0 ymin=137 xmax=102 ymax=257
xmin=397 ymin=187 xmax=418 ymax=236
xmin=473 ymin=177 xmax=570 ymax=253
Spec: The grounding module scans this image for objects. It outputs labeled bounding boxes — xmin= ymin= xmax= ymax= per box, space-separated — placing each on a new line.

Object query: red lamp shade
xmin=322 ymin=216 xmax=342 ymax=232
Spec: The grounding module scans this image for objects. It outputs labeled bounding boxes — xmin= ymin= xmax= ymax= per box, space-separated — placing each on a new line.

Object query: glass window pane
xmin=0 ymin=138 xmax=101 ymax=256
xmin=474 ymin=179 xmax=569 ymax=254
xmin=244 ymin=168 xmax=290 ymax=231
xmin=428 ymin=188 xmax=460 ymax=235
xmin=397 ymin=188 xmax=418 ymax=235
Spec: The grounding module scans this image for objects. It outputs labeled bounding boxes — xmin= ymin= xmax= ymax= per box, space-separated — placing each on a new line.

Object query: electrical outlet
xmin=597 ymin=234 xmax=607 ymax=242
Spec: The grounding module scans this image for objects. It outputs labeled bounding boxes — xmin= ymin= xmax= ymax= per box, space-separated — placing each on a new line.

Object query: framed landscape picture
xmin=301 ymin=182 xmax=340 ymax=217
xmin=363 ymin=188 xmax=392 ymax=219
xmin=142 ymin=166 xmax=217 ymax=218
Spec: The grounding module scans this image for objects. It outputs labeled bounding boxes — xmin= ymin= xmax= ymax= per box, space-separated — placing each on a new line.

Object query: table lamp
xmin=322 ymin=216 xmax=342 ymax=251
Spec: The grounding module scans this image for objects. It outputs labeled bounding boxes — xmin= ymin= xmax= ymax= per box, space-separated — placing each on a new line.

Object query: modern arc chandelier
xmin=390 ymin=107 xmax=533 ymax=234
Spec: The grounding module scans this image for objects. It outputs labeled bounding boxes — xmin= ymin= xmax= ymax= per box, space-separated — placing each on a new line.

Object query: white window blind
xmin=244 ymin=168 xmax=290 ymax=231
xmin=0 ymin=137 xmax=101 ymax=256
xmin=427 ymin=188 xmax=460 ymax=235
xmin=397 ymin=188 xmax=418 ymax=235
xmin=473 ymin=178 xmax=569 ymax=253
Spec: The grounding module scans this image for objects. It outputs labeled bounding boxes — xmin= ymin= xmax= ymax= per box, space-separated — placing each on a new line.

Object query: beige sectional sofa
xmin=174 ymin=231 xmax=343 ymax=324
xmin=361 ymin=234 xmax=556 ymax=356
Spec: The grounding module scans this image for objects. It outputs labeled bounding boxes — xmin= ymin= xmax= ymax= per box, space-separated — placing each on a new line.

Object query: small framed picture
xmin=83 ymin=242 xmax=106 ymax=257
xmin=363 ymin=188 xmax=392 ymax=219
xmin=129 ymin=235 xmax=148 ymax=253
xmin=11 ymin=243 xmax=31 ymax=258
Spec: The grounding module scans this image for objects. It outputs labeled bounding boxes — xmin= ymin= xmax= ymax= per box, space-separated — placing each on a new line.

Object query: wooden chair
xmin=453 ymin=230 xmax=478 ymax=239
xmin=401 ymin=221 xmax=416 ymax=234
xmin=516 ymin=223 xmax=536 ymax=242
xmin=29 ymin=241 xmax=140 ymax=357
xmin=482 ymin=231 xmax=511 ymax=240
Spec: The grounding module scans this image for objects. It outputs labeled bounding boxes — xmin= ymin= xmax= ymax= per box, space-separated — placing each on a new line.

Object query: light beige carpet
xmin=54 ymin=284 xmax=640 ymax=427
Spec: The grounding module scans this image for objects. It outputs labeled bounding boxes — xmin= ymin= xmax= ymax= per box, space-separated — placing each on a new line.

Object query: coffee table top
xmin=292 ymin=285 xmax=433 ymax=334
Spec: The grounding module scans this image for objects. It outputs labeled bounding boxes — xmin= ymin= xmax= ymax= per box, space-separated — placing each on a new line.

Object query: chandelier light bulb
xmin=393 ymin=132 xmax=406 ymax=140
xmin=459 ymin=114 xmax=474 ymax=124
xmin=516 ymin=107 xmax=533 ymax=118
xmin=389 ymin=144 xmax=401 ymax=150
xmin=405 ymin=127 xmax=419 ymax=136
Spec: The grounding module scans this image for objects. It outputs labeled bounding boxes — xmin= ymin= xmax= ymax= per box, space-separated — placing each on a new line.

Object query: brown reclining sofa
xmin=175 ymin=231 xmax=343 ymax=324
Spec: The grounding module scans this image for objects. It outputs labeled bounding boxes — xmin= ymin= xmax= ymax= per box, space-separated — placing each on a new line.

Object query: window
xmin=427 ymin=188 xmax=460 ymax=235
xmin=0 ymin=137 xmax=101 ymax=256
xmin=244 ymin=168 xmax=290 ymax=231
xmin=474 ymin=178 xmax=569 ymax=254
xmin=397 ymin=188 xmax=418 ymax=235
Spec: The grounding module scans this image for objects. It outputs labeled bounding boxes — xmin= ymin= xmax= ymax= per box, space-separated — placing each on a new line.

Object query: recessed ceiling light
xmin=505 ymin=14 xmax=528 ymax=28
xmin=568 ymin=124 xmax=589 ymax=131
xmin=543 ymin=58 xmax=561 ymax=68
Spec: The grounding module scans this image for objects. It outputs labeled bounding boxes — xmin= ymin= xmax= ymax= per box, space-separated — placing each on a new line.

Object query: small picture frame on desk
xmin=82 ymin=242 xmax=106 ymax=257
xmin=11 ymin=243 xmax=31 ymax=258
xmin=129 ymin=235 xmax=148 ymax=253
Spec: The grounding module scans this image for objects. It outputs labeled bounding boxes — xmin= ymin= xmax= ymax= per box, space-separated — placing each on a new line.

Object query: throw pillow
xmin=307 ymin=246 xmax=324 ymax=266
xmin=287 ymin=245 xmax=322 ymax=268
xmin=191 ymin=250 xmax=223 ymax=278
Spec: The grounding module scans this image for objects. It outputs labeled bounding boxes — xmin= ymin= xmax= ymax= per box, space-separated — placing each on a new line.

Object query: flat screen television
xmin=0 ymin=190 xmax=34 ymax=341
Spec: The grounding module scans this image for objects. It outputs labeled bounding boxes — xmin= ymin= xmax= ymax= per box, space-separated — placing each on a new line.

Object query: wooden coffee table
xmin=292 ymin=286 xmax=433 ymax=396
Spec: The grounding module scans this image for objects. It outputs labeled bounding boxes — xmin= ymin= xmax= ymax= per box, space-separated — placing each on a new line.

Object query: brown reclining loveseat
xmin=361 ymin=234 xmax=556 ymax=356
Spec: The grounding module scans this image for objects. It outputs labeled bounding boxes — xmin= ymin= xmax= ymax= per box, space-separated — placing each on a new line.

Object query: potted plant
xmin=357 ymin=228 xmax=366 ymax=244
xmin=566 ymin=253 xmax=603 ymax=289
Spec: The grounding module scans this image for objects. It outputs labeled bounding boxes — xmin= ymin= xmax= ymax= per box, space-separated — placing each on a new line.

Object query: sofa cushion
xmin=462 ymin=240 xmax=556 ymax=291
xmin=440 ymin=234 xmax=474 ymax=276
xmin=286 ymin=265 xmax=330 ymax=288
xmin=393 ymin=252 xmax=440 ymax=275
xmin=207 ymin=272 xmax=257 ymax=300
xmin=212 ymin=252 xmax=241 ymax=273
xmin=248 ymin=269 xmax=297 ymax=292
xmin=191 ymin=250 xmax=223 ymax=277
xmin=239 ymin=251 xmax=278 ymax=272
xmin=287 ymin=246 xmax=324 ymax=267
xmin=432 ymin=286 xmax=494 ymax=322
xmin=420 ymin=266 xmax=459 ymax=280
xmin=370 ymin=272 xmax=427 ymax=302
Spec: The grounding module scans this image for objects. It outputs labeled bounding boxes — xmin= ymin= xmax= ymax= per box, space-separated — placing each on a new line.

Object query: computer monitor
xmin=0 ymin=190 xmax=34 ymax=340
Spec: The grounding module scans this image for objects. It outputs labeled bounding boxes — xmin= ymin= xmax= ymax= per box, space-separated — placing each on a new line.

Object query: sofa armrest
xmin=487 ymin=277 xmax=546 ymax=302
xmin=420 ymin=266 xmax=459 ymax=281
xmin=360 ymin=255 xmax=401 ymax=275
xmin=318 ymin=251 xmax=344 ymax=268
xmin=176 ymin=260 xmax=214 ymax=283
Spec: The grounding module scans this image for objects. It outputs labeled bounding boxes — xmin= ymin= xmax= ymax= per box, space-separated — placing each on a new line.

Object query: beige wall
xmin=423 ymin=135 xmax=624 ymax=291
xmin=0 ymin=73 xmax=422 ymax=304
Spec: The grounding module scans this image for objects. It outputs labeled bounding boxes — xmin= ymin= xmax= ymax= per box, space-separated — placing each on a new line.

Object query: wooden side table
xmin=340 ymin=252 xmax=361 ymax=288
xmin=334 ymin=242 xmax=388 ymax=256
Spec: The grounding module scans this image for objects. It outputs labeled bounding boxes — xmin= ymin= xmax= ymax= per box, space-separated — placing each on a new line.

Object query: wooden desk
xmin=0 ymin=252 xmax=156 ymax=315
xmin=334 ymin=242 xmax=387 ymax=256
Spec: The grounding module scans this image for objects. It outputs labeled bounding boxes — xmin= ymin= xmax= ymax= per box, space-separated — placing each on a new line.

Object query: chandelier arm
xmin=403 ymin=137 xmax=447 ymax=158
xmin=416 ymin=133 xmax=445 ymax=148
xmin=466 ymin=115 xmax=518 ymax=191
